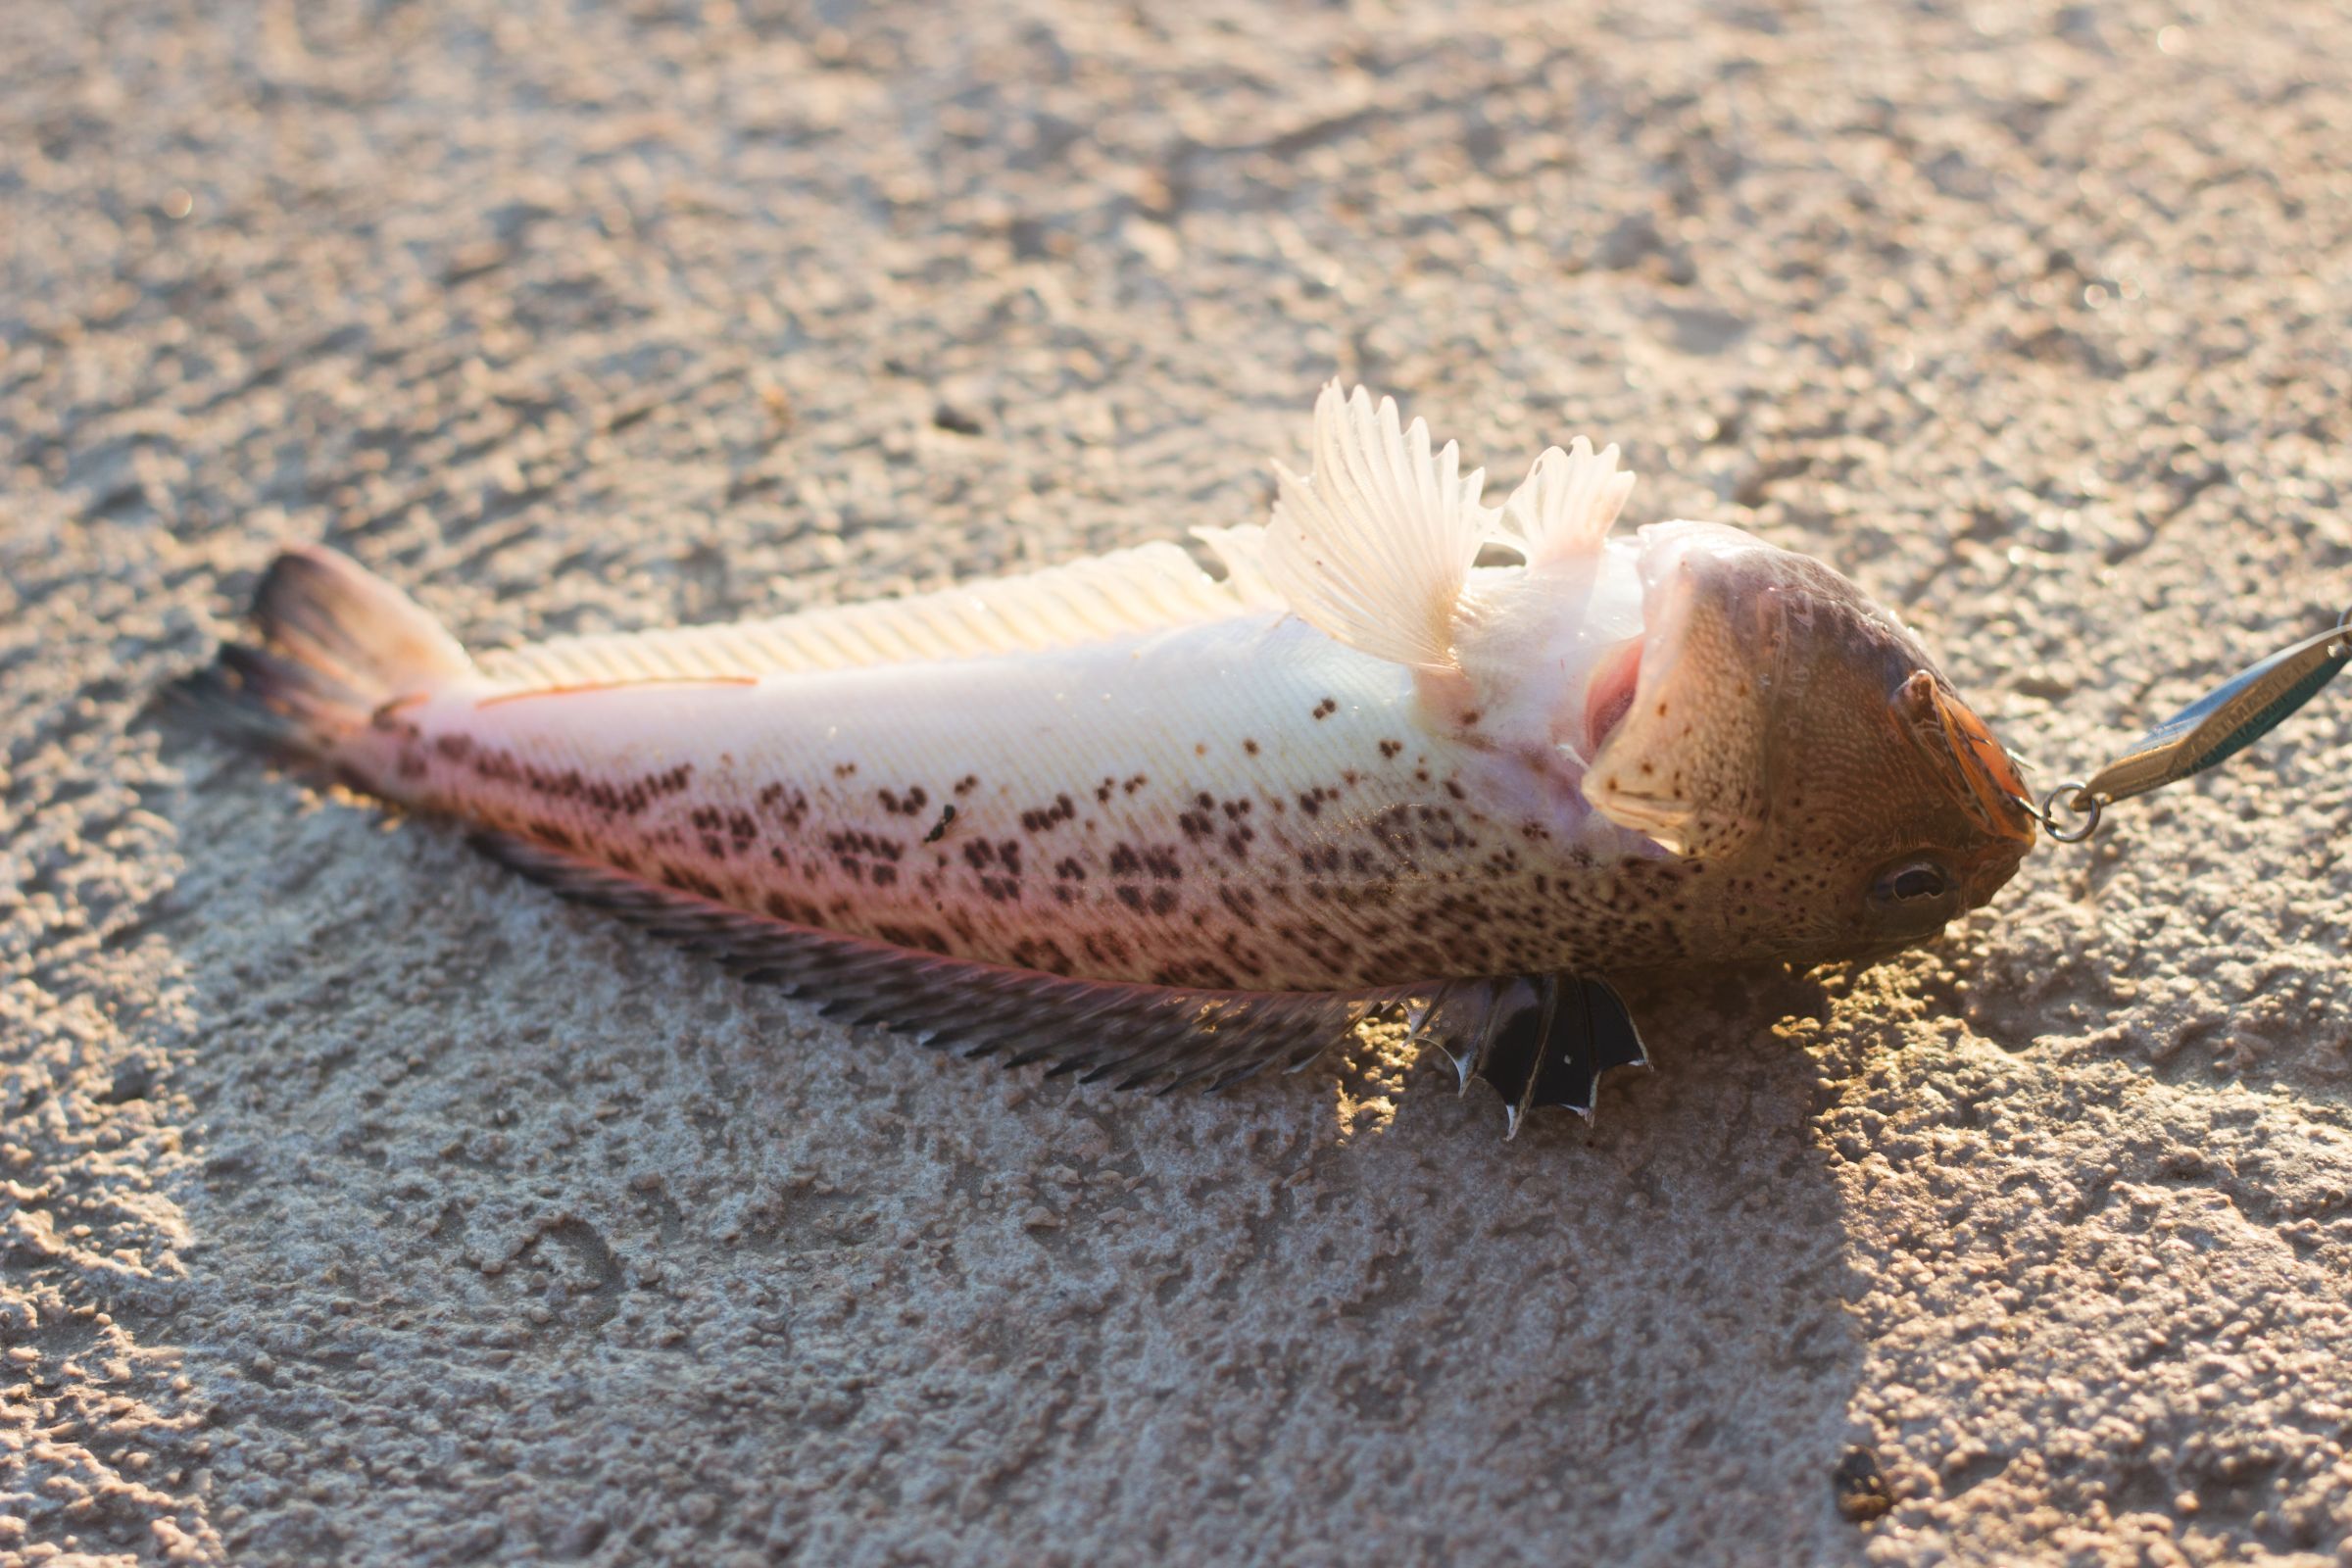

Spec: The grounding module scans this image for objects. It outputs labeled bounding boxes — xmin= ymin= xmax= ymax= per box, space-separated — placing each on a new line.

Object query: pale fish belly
xmin=366 ymin=614 xmax=1668 ymax=990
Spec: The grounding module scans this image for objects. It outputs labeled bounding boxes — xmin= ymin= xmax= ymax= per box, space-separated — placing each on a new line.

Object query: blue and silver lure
xmin=2026 ymin=607 xmax=2351 ymax=842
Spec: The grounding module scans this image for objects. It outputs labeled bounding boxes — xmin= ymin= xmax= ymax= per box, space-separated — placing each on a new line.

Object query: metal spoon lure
xmin=2019 ymin=606 xmax=2351 ymax=843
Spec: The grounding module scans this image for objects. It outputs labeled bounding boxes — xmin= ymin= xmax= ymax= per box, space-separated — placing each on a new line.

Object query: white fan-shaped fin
xmin=1496 ymin=437 xmax=1636 ymax=567
xmin=474 ymin=542 xmax=1256 ymax=691
xmin=1190 ymin=524 xmax=1286 ymax=609
xmin=1260 ymin=382 xmax=1492 ymax=672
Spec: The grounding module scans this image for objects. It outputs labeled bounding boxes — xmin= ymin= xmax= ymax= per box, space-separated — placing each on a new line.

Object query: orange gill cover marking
xmin=1929 ymin=682 xmax=2036 ymax=843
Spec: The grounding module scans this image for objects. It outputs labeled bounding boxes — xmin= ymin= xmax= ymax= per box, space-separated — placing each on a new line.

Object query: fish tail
xmin=175 ymin=546 xmax=473 ymax=758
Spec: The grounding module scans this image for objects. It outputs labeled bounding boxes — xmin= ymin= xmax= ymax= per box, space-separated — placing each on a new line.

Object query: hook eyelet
xmin=2012 ymin=783 xmax=2102 ymax=844
xmin=2039 ymin=781 xmax=2102 ymax=843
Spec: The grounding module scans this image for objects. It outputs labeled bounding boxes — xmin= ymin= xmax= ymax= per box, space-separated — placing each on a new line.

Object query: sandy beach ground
xmin=7 ymin=1 xmax=2352 ymax=1563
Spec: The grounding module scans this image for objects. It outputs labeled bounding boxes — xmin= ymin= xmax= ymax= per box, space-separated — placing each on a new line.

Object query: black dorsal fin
xmin=470 ymin=832 xmax=1648 ymax=1127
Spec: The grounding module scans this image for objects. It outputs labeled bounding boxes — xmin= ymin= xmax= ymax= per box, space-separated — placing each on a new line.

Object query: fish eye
xmin=1866 ymin=856 xmax=1959 ymax=927
xmin=1881 ymin=862 xmax=1948 ymax=901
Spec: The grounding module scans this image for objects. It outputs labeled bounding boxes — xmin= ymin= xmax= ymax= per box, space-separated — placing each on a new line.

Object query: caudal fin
xmin=175 ymin=546 xmax=472 ymax=757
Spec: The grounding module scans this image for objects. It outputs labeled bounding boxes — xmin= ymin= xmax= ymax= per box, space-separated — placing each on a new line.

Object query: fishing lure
xmin=178 ymin=383 xmax=2334 ymax=1131
xmin=2023 ymin=613 xmax=2350 ymax=844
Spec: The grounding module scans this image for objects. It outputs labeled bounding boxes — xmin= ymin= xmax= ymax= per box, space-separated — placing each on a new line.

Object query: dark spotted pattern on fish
xmin=365 ymin=694 xmax=1726 ymax=989
xmin=183 ymin=389 xmax=2036 ymax=1045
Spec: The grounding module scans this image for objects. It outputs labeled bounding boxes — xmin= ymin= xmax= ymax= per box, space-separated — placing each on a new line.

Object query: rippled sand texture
xmin=7 ymin=1 xmax=2352 ymax=1563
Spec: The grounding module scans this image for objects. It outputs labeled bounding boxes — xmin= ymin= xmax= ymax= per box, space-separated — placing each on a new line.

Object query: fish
xmin=178 ymin=382 xmax=2037 ymax=1131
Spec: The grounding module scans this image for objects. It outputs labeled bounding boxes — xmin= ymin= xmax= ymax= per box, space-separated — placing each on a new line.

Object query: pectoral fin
xmin=1494 ymin=437 xmax=1637 ymax=567
xmin=1261 ymin=382 xmax=1494 ymax=672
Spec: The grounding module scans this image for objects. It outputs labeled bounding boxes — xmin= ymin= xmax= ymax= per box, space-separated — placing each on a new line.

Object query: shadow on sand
xmin=142 ymin=739 xmax=1893 ymax=1565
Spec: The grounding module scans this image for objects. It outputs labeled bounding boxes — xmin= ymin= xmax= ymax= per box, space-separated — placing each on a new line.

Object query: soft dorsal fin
xmin=1260 ymin=383 xmax=1493 ymax=672
xmin=475 ymin=541 xmax=1257 ymax=691
xmin=1494 ymin=437 xmax=1635 ymax=567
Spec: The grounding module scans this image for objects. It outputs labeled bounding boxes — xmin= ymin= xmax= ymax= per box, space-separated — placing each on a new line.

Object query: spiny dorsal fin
xmin=472 ymin=829 xmax=1406 ymax=1095
xmin=1261 ymin=383 xmax=1494 ymax=672
xmin=1494 ymin=437 xmax=1636 ymax=567
xmin=471 ymin=831 xmax=1650 ymax=1127
xmin=475 ymin=541 xmax=1254 ymax=691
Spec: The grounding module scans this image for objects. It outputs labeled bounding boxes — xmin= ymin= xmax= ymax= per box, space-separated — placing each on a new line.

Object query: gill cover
xmin=1581 ymin=523 xmax=1782 ymax=860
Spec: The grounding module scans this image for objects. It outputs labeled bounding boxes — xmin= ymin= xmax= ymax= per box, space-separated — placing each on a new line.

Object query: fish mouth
xmin=1896 ymin=672 xmax=2038 ymax=845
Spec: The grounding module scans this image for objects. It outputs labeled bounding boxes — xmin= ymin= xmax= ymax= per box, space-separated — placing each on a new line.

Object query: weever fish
xmin=179 ymin=382 xmax=2038 ymax=1131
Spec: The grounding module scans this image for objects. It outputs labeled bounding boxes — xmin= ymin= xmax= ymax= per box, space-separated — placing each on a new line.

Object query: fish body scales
xmin=370 ymin=612 xmax=1654 ymax=991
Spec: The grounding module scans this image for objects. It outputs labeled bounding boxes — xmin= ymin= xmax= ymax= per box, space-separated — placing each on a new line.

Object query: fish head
xmin=1583 ymin=520 xmax=2036 ymax=961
